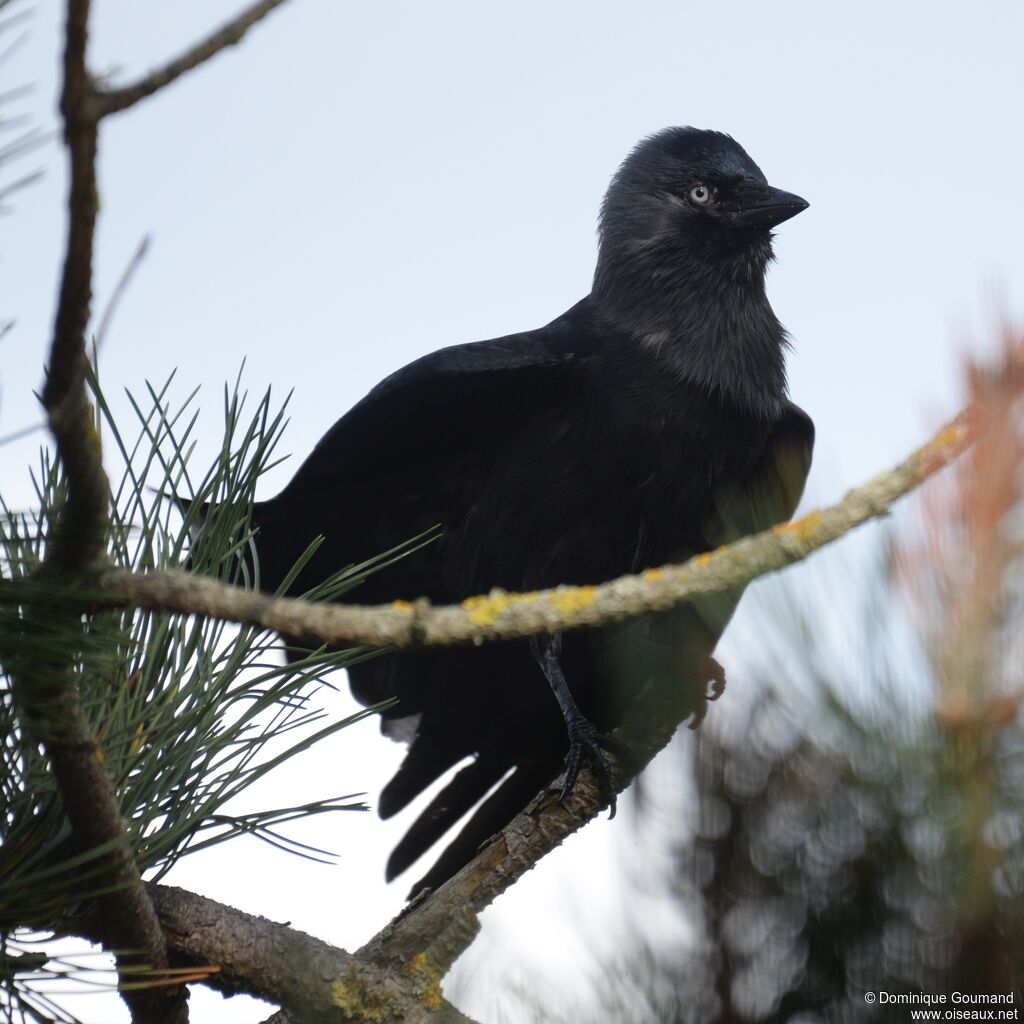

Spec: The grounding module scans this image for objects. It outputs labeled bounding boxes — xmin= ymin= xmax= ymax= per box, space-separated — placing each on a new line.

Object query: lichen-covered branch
xmin=147 ymin=885 xmax=480 ymax=1024
xmin=36 ymin=413 xmax=971 ymax=1022
xmin=96 ymin=0 xmax=292 ymax=117
xmin=94 ymin=412 xmax=970 ymax=650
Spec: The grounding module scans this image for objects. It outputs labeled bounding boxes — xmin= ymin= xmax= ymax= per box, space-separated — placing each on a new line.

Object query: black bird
xmin=247 ymin=127 xmax=813 ymax=898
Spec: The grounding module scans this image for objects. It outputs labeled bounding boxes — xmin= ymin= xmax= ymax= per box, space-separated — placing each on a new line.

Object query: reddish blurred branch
xmin=892 ymin=332 xmax=1024 ymax=977
xmin=895 ymin=330 xmax=1024 ymax=728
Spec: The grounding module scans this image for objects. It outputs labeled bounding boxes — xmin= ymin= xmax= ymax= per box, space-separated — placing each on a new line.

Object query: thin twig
xmin=0 ymin=419 xmax=45 ymax=445
xmin=96 ymin=0 xmax=292 ymax=117
xmin=92 ymin=411 xmax=970 ymax=650
xmin=94 ymin=233 xmax=151 ymax=351
xmin=0 ymin=167 xmax=45 ymax=201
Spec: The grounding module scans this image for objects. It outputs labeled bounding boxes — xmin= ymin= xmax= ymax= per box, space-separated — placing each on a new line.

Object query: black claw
xmin=688 ymin=655 xmax=728 ymax=730
xmin=704 ymin=655 xmax=727 ymax=701
xmin=530 ymin=633 xmax=628 ymax=815
xmin=560 ymin=716 xmax=622 ymax=814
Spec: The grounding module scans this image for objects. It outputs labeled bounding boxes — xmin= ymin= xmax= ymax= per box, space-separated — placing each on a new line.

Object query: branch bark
xmin=95 ymin=0 xmax=292 ymax=117
xmin=148 ymin=885 xmax=480 ymax=1024
xmin=43 ymin=0 xmax=107 ymax=573
xmin=89 ymin=412 xmax=970 ymax=650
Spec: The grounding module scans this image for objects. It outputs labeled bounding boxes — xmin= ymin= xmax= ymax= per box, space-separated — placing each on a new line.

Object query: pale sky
xmin=3 ymin=1 xmax=1024 ymax=1021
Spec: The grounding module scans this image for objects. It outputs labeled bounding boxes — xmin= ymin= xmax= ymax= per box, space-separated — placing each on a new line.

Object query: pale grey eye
xmin=689 ymin=183 xmax=711 ymax=205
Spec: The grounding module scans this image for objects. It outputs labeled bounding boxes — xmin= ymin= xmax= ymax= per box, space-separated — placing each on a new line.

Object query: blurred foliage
xmin=517 ymin=660 xmax=1023 ymax=1022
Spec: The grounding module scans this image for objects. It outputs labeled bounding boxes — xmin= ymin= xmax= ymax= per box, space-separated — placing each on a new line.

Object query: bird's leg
xmin=529 ymin=633 xmax=629 ymax=815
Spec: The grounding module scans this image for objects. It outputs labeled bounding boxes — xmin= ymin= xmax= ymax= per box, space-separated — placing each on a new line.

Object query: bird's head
xmin=592 ymin=128 xmax=808 ymax=411
xmin=595 ymin=127 xmax=807 ymax=292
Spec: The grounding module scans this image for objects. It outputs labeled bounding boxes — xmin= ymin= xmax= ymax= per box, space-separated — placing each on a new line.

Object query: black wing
xmin=245 ymin=306 xmax=596 ymax=895
xmin=282 ymin=333 xmax=577 ymax=495
xmin=249 ymin=306 xmax=587 ymax=599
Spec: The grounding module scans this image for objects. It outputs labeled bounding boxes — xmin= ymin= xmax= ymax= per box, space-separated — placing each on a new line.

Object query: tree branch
xmin=339 ymin=405 xmax=968 ymax=984
xmin=91 ymin=411 xmax=970 ymax=650
xmin=47 ymin=411 xmax=970 ymax=1019
xmin=147 ymin=885 xmax=480 ymax=1024
xmin=137 ymin=630 xmax=721 ymax=1019
xmin=43 ymin=0 xmax=107 ymax=573
xmin=95 ymin=0 xmax=292 ymax=117
xmin=10 ymin=2 xmax=184 ymax=1020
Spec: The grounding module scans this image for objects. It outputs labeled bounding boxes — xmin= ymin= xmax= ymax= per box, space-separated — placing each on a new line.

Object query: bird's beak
xmin=728 ymin=183 xmax=809 ymax=229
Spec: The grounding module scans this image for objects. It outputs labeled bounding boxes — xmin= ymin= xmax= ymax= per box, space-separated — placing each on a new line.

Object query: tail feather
xmin=378 ymin=735 xmax=468 ymax=819
xmin=385 ymin=755 xmax=508 ymax=881
xmin=405 ymin=760 xmax=553 ymax=900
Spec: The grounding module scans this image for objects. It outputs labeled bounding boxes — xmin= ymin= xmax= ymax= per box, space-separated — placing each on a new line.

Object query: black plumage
xmin=247 ymin=127 xmax=814 ymax=897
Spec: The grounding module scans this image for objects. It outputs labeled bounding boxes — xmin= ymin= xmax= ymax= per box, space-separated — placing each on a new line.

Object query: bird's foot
xmin=688 ymin=655 xmax=727 ymax=729
xmin=560 ymin=715 xmax=630 ymax=817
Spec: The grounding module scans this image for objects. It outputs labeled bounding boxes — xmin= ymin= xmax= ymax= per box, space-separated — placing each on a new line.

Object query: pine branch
xmin=90 ymin=411 xmax=970 ymax=649
xmin=95 ymin=0 xmax=292 ymax=117
xmin=13 ymin=3 xmax=186 ymax=1023
xmin=141 ymin=624 xmax=760 ymax=1019
xmin=5 ymin=0 xmax=286 ymax=1018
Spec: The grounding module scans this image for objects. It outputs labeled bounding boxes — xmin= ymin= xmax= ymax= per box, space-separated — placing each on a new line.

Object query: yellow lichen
xmin=331 ymin=969 xmax=387 ymax=1023
xmin=931 ymin=422 xmax=967 ymax=451
xmin=405 ymin=952 xmax=444 ymax=1011
xmin=641 ymin=567 xmax=664 ymax=581
xmin=406 ymin=952 xmax=429 ymax=975
xmin=549 ymin=585 xmax=597 ymax=618
xmin=461 ymin=589 xmax=516 ymax=626
xmin=694 ymin=552 xmax=713 ymax=567
xmin=391 ymin=599 xmax=414 ymax=612
xmin=773 ymin=510 xmax=823 ymax=541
